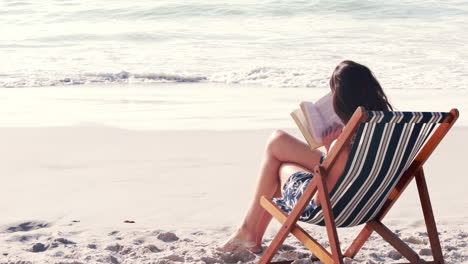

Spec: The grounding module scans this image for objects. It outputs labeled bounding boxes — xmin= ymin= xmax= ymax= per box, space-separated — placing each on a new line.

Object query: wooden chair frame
xmin=258 ymin=107 xmax=459 ymax=264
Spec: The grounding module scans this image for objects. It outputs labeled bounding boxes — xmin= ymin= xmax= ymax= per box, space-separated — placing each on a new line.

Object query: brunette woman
xmin=219 ymin=60 xmax=393 ymax=252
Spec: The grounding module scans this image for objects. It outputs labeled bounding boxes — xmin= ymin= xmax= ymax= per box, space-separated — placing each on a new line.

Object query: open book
xmin=291 ymin=93 xmax=344 ymax=149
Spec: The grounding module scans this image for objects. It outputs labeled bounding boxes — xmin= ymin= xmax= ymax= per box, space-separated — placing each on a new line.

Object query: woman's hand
xmin=322 ymin=123 xmax=343 ymax=152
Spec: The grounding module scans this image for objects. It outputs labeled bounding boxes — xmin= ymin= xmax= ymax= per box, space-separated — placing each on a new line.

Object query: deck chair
xmin=259 ymin=107 xmax=459 ymax=264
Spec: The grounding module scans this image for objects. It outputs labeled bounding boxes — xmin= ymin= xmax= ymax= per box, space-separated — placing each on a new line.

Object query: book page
xmin=290 ymin=108 xmax=320 ymax=149
xmin=299 ymin=101 xmax=325 ymax=145
xmin=314 ymin=92 xmax=344 ymax=140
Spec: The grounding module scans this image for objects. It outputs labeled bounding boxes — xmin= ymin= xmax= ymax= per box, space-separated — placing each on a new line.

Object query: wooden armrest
xmin=322 ymin=106 xmax=368 ymax=170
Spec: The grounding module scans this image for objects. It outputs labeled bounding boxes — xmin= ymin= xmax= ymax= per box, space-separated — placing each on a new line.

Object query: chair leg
xmin=415 ymin=169 xmax=445 ymax=264
xmin=258 ymin=177 xmax=320 ymax=264
xmin=368 ymin=220 xmax=421 ymax=264
xmin=316 ymin=166 xmax=344 ymax=264
xmin=259 ymin=165 xmax=345 ymax=264
xmin=258 ymin=224 xmax=290 ymax=264
xmin=260 ymin=196 xmax=334 ymax=264
xmin=343 ymin=224 xmax=373 ymax=258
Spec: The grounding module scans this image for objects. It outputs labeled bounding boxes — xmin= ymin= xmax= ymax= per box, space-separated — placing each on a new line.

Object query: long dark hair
xmin=330 ymin=60 xmax=393 ymax=124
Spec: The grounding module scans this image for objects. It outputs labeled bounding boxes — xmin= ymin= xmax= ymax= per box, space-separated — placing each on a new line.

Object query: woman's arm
xmin=313 ymin=125 xmax=345 ymax=206
xmin=322 ymin=124 xmax=343 ymax=153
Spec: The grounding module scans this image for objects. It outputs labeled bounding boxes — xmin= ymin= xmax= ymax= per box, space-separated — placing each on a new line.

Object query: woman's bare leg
xmin=219 ymin=130 xmax=323 ymax=251
xmin=251 ymin=162 xmax=314 ymax=248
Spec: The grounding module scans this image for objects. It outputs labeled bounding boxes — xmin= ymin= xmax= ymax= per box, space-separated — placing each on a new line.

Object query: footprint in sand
xmin=5 ymin=221 xmax=49 ymax=233
xmin=278 ymin=250 xmax=309 ymax=261
xmin=54 ymin=237 xmax=76 ymax=245
xmin=145 ymin=244 xmax=162 ymax=253
xmin=105 ymin=243 xmax=124 ymax=252
xmin=31 ymin=242 xmax=48 ymax=252
xmin=157 ymin=232 xmax=179 ymax=242
xmin=163 ymin=254 xmax=185 ymax=262
xmin=201 ymin=256 xmax=223 ymax=264
xmin=419 ymin=248 xmax=432 ymax=256
xmin=108 ymin=230 xmax=119 ymax=236
xmin=217 ymin=248 xmax=256 ymax=263
xmin=87 ymin=243 xmax=97 ymax=249
xmin=402 ymin=236 xmax=426 ymax=245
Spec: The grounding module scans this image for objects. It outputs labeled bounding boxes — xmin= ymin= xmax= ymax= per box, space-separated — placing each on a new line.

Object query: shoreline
xmin=1 ymin=83 xmax=467 ymax=130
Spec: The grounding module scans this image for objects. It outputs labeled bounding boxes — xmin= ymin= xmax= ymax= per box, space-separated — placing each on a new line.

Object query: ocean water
xmin=2 ymin=0 xmax=468 ymax=89
xmin=0 ymin=0 xmax=467 ymax=128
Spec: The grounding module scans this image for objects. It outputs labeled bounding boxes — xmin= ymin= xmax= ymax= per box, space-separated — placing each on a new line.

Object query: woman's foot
xmin=217 ymin=227 xmax=262 ymax=253
xmin=218 ymin=238 xmax=263 ymax=253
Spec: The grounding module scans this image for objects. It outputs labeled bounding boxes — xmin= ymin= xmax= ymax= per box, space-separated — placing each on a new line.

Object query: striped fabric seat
xmin=302 ymin=111 xmax=447 ymax=227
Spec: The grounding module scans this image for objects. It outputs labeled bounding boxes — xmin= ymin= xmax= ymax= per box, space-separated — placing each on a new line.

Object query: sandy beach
xmin=0 ymin=126 xmax=466 ymax=263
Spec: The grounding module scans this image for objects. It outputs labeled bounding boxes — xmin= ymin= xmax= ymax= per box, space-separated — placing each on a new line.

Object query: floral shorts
xmin=272 ymin=154 xmax=325 ymax=221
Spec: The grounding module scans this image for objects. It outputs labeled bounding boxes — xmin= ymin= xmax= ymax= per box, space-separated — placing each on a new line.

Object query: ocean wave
xmin=0 ymin=71 xmax=208 ymax=88
xmin=83 ymin=71 xmax=207 ymax=82
xmin=2 ymin=67 xmax=466 ymax=90
xmin=0 ymin=68 xmax=328 ymax=88
xmin=210 ymin=67 xmax=328 ymax=88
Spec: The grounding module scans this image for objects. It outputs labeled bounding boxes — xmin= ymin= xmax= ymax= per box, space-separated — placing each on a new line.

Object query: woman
xmin=219 ymin=60 xmax=393 ymax=253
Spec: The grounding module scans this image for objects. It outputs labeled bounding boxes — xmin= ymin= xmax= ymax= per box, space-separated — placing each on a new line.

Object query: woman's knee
xmin=266 ymin=129 xmax=290 ymax=153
